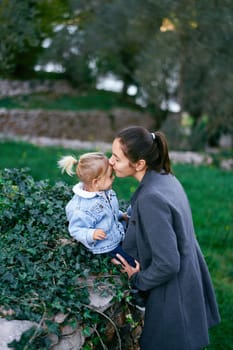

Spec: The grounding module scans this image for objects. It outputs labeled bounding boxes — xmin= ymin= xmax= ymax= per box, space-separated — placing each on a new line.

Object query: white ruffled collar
xmin=72 ymin=182 xmax=104 ymax=198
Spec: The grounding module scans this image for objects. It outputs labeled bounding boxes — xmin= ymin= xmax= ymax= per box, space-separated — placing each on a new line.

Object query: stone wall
xmin=0 ymin=108 xmax=155 ymax=143
xmin=0 ymin=280 xmax=143 ymax=350
xmin=0 ymin=79 xmax=155 ymax=142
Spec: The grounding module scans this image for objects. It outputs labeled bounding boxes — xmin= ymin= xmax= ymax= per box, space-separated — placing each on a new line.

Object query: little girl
xmin=58 ymin=152 xmax=136 ymax=266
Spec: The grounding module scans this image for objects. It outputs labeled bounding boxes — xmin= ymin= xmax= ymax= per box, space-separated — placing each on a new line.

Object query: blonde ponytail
xmin=58 ymin=155 xmax=78 ymax=176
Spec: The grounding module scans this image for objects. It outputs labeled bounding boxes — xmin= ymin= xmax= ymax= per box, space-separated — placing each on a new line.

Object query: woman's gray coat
xmin=122 ymin=170 xmax=220 ymax=350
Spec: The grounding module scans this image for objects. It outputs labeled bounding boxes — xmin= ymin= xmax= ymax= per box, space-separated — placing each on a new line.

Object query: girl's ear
xmin=135 ymin=159 xmax=146 ymax=172
xmin=92 ymin=178 xmax=99 ymax=189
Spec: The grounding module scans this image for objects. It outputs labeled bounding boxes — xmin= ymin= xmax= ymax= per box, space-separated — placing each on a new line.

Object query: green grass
xmin=0 ymin=89 xmax=140 ymax=111
xmin=0 ymin=140 xmax=233 ymax=349
xmin=0 ymin=140 xmax=137 ymax=201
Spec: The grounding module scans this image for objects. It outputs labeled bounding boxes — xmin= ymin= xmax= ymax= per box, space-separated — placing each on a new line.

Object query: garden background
xmin=0 ymin=1 xmax=232 ymax=349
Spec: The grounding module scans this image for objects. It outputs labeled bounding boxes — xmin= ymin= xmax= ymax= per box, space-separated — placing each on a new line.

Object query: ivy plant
xmin=0 ymin=168 xmax=129 ymax=349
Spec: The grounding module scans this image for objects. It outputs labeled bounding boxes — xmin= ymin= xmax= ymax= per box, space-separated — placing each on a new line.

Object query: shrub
xmin=0 ymin=168 xmax=129 ymax=349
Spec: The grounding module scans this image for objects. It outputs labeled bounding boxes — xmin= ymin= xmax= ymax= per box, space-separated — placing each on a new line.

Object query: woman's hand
xmin=121 ymin=212 xmax=129 ymax=223
xmin=112 ymin=254 xmax=140 ymax=279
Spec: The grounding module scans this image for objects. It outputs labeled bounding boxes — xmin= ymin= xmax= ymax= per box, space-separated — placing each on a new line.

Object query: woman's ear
xmin=135 ymin=159 xmax=146 ymax=172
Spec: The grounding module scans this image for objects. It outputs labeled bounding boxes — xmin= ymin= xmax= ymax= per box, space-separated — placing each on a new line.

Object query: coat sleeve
xmin=66 ymin=207 xmax=97 ymax=250
xmin=130 ymin=193 xmax=180 ymax=291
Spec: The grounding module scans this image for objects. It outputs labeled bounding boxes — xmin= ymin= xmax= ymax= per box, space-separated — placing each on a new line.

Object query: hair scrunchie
xmin=151 ymin=132 xmax=156 ymax=141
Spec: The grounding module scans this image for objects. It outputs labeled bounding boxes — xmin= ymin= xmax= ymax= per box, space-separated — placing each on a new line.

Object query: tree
xmin=69 ymin=0 xmax=233 ymax=136
xmin=176 ymin=0 xmax=233 ymax=144
xmin=133 ymin=0 xmax=233 ymax=141
xmin=48 ymin=0 xmax=154 ymax=93
xmin=0 ymin=0 xmax=70 ymax=77
xmin=1 ymin=0 xmax=232 ymax=144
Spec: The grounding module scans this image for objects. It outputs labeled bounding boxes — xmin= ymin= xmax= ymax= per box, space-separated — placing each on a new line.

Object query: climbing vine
xmin=0 ymin=168 xmax=134 ymax=349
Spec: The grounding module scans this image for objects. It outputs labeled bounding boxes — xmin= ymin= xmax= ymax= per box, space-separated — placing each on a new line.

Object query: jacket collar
xmin=130 ymin=170 xmax=161 ymax=205
xmin=73 ymin=182 xmax=106 ymax=199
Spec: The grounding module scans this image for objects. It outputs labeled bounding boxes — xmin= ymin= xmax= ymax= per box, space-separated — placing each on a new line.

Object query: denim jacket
xmin=65 ymin=182 xmax=125 ymax=254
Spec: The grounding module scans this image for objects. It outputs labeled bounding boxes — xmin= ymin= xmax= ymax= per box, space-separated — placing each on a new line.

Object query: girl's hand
xmin=112 ymin=254 xmax=140 ymax=279
xmin=93 ymin=229 xmax=106 ymax=240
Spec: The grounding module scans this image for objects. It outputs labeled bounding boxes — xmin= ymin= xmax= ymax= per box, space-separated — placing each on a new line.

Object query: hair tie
xmin=151 ymin=132 xmax=156 ymax=141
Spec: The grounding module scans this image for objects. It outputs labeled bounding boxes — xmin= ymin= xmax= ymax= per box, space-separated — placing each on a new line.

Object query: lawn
xmin=0 ymin=90 xmax=140 ymax=112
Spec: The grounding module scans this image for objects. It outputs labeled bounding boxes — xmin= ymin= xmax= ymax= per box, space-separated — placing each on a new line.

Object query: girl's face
xmin=109 ymin=138 xmax=137 ymax=178
xmin=96 ymin=165 xmax=115 ymax=191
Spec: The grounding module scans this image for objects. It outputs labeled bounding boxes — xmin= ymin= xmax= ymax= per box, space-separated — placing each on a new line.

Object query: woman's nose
xmin=109 ymin=156 xmax=114 ymax=165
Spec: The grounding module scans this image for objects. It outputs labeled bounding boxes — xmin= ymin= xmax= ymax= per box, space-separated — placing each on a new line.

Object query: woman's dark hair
xmin=116 ymin=126 xmax=172 ymax=174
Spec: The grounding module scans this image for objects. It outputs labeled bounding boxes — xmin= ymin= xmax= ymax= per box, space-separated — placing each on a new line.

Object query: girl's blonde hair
xmin=58 ymin=152 xmax=109 ymax=185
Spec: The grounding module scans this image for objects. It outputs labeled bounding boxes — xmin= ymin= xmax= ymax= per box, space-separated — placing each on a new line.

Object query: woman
xmin=109 ymin=126 xmax=220 ymax=350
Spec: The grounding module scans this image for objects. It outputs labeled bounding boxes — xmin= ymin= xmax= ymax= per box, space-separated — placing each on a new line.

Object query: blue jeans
xmin=109 ymin=244 xmax=136 ymax=268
